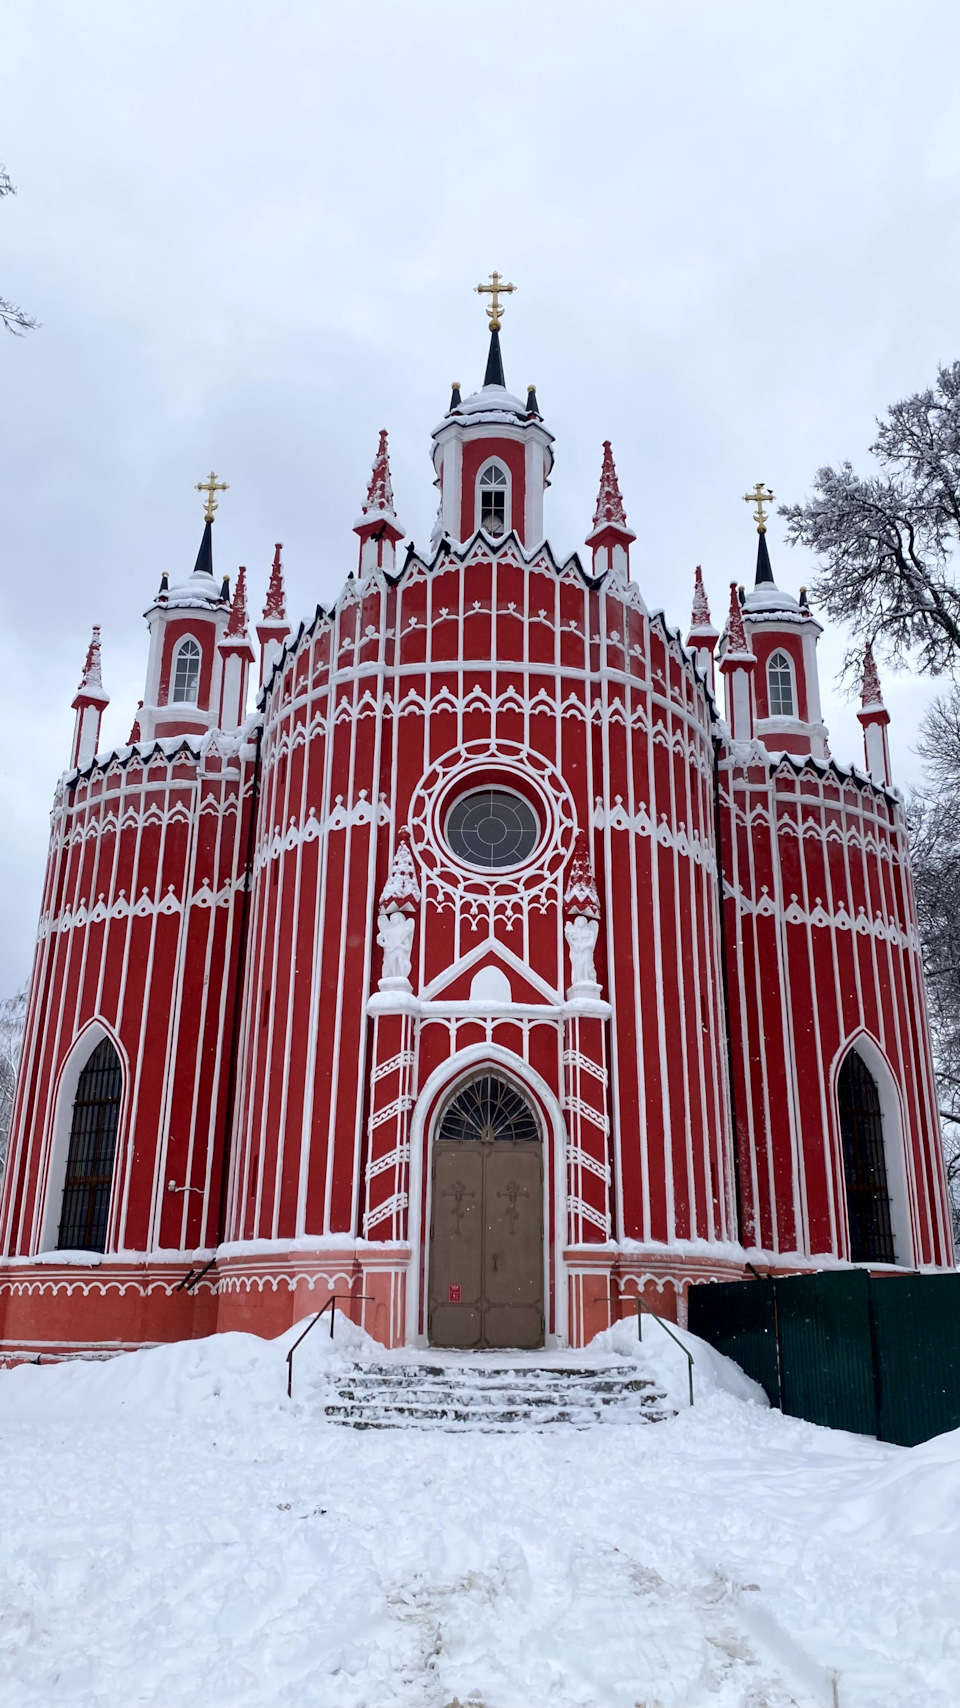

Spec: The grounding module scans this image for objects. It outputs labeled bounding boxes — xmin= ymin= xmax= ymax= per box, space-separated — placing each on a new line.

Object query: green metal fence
xmin=687 ymin=1270 xmax=960 ymax=1445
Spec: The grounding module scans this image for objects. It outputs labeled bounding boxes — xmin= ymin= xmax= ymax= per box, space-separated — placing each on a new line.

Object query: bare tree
xmin=781 ymin=362 xmax=960 ymax=681
xmin=0 ymin=984 xmax=28 ymax=1180
xmin=785 ymin=363 xmax=960 ymax=1248
xmin=1 ymin=163 xmax=39 ymax=335
xmin=908 ymin=772 xmax=960 ymax=1252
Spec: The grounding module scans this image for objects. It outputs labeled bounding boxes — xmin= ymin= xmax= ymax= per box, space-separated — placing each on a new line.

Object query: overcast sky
xmin=1 ymin=0 xmax=958 ymax=994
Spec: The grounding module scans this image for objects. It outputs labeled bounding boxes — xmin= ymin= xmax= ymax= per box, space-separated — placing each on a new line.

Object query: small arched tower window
xmin=57 ymin=1038 xmax=122 ymax=1252
xmin=478 ymin=463 xmax=509 ymax=537
xmin=837 ymin=1049 xmax=895 ymax=1263
xmin=172 ymin=637 xmax=201 ymax=703
xmin=767 ymin=649 xmax=795 ymax=718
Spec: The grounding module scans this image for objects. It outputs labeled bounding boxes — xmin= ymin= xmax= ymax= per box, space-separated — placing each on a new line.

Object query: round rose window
xmin=445 ymin=788 xmax=540 ymax=870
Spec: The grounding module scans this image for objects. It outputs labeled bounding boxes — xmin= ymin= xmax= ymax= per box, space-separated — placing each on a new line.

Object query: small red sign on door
xmin=448 ymin=1283 xmax=462 ymax=1303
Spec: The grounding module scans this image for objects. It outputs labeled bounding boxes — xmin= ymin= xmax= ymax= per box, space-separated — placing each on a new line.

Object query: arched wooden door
xmin=57 ymin=1038 xmax=122 ymax=1252
xmin=428 ymin=1074 xmax=544 ymax=1350
xmin=837 ymin=1049 xmax=896 ymax=1263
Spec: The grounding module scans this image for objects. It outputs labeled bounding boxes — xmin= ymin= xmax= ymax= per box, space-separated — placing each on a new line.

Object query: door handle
xmin=491 ymin=1252 xmax=498 ymax=1273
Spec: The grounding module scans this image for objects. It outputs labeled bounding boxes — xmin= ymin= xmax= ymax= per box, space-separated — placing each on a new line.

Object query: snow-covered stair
xmin=322 ymin=1358 xmax=671 ymax=1431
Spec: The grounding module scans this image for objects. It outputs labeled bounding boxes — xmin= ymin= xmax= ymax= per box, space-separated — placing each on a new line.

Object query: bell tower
xmin=733 ymin=482 xmax=828 ymax=760
xmin=139 ymin=475 xmax=232 ymax=743
xmin=431 ymin=274 xmax=555 ymax=548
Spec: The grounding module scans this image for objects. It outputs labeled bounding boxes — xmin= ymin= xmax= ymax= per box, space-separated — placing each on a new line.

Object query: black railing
xmin=596 ymin=1290 xmax=695 ymax=1406
xmin=285 ymin=1295 xmax=374 ymax=1398
xmin=176 ymin=1257 xmax=217 ymax=1293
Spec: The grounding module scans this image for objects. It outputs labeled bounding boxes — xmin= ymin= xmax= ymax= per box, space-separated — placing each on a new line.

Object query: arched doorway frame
xmin=38 ymin=1020 xmax=128 ymax=1253
xmin=829 ymin=1030 xmax=916 ymax=1268
xmin=406 ymin=1042 xmax=568 ymax=1347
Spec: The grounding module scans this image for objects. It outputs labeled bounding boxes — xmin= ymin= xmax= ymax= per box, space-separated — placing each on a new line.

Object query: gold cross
xmin=195 ymin=470 xmax=228 ymax=521
xmin=475 ymin=271 xmax=516 ymax=331
xmin=742 ymin=481 xmax=775 ymax=534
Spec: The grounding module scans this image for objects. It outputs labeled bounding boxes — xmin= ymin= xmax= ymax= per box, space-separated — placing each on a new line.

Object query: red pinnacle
xmin=591 ymin=441 xmax=628 ymax=530
xmin=262 ymin=544 xmax=286 ymax=621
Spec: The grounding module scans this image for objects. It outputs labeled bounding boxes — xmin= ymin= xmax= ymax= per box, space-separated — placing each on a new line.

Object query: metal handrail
xmin=635 ymin=1296 xmax=694 ymax=1406
xmin=285 ymin=1294 xmax=374 ymax=1398
xmin=176 ymin=1256 xmax=217 ymax=1294
xmin=592 ymin=1290 xmax=695 ymax=1406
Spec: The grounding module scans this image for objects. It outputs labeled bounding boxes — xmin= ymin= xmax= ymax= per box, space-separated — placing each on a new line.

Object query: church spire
xmin=483 ymin=328 xmax=505 ymax=388
xmin=192 ymin=517 xmax=214 ymax=580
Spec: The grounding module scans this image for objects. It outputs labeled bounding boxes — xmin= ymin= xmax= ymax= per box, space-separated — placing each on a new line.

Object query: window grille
xmin=57 ymin=1038 xmax=122 ymax=1252
xmin=438 ymin=1074 xmax=540 ymax=1145
xmin=767 ymin=650 xmax=795 ymax=717
xmin=838 ymin=1050 xmax=895 ymax=1263
xmin=478 ymin=464 xmax=508 ymax=536
xmin=445 ymin=788 xmax=539 ymax=869
xmin=172 ymin=638 xmax=201 ymax=703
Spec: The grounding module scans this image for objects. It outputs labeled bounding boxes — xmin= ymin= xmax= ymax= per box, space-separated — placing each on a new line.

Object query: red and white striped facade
xmin=0 ymin=334 xmax=953 ymax=1359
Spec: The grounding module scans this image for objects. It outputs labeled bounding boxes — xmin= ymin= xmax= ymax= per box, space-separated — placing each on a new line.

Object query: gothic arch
xmin=474 ymin=457 xmax=511 ymax=538
xmin=830 ymin=1031 xmax=914 ymax=1267
xmin=766 ymin=648 xmax=796 ymax=718
xmin=39 ymin=1020 xmax=128 ymax=1252
xmin=405 ymin=1043 xmax=567 ymax=1345
xmin=170 ymin=634 xmax=202 ymax=704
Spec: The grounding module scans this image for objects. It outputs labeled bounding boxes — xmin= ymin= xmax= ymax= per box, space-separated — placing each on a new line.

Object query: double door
xmin=428 ymin=1138 xmax=544 ymax=1349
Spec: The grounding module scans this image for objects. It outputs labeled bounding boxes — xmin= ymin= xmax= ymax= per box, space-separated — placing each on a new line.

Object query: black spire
xmin=449 ymin=380 xmax=462 ymax=410
xmin=526 ymin=383 xmax=540 ymax=415
xmin=192 ymin=516 xmax=214 ymax=580
xmin=483 ymin=327 xmax=505 ymax=388
xmin=755 ymin=529 xmax=774 ymax=586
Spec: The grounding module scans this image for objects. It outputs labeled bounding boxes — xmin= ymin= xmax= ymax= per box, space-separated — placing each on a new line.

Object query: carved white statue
xmin=377 ymin=909 xmax=415 ymax=985
xmin=565 ymin=914 xmax=599 ymax=990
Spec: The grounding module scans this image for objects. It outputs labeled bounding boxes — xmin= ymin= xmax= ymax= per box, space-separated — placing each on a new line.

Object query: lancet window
xmin=767 ymin=649 xmax=795 ymax=718
xmin=837 ymin=1049 xmax=895 ymax=1264
xmin=172 ymin=637 xmax=202 ymax=703
xmin=57 ymin=1038 xmax=122 ymax=1252
xmin=478 ymin=462 xmax=509 ymax=537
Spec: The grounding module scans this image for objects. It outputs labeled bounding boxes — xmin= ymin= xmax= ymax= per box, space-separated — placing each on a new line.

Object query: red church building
xmin=0 ymin=282 xmax=953 ymax=1360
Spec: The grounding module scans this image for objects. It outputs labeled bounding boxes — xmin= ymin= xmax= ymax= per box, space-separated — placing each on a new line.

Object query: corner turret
xmin=857 ymin=644 xmax=892 ymax=786
xmin=686 ymin=566 xmax=719 ymax=689
xmin=257 ymin=544 xmax=291 ymax=686
xmin=354 ymin=430 xmax=404 ymax=577
xmin=218 ymin=565 xmax=256 ymax=730
xmin=585 ymin=441 xmax=635 ymax=584
xmin=719 ymin=581 xmax=757 ymax=743
xmin=70 ymin=626 xmax=110 ymax=769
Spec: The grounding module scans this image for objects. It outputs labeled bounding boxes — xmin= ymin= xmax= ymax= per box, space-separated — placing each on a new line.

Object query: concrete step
xmin=321 ymin=1358 xmax=672 ymax=1432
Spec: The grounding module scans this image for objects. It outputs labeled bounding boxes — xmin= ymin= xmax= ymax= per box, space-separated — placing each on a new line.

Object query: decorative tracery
xmin=437 ymin=1074 xmax=540 ymax=1145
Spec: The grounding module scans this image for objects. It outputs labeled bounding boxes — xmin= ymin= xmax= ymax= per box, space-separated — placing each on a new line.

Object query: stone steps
xmin=322 ymin=1359 xmax=672 ymax=1431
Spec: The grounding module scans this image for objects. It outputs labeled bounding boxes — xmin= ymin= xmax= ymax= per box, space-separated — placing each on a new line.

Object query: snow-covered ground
xmin=1 ymin=1317 xmax=958 ymax=1708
